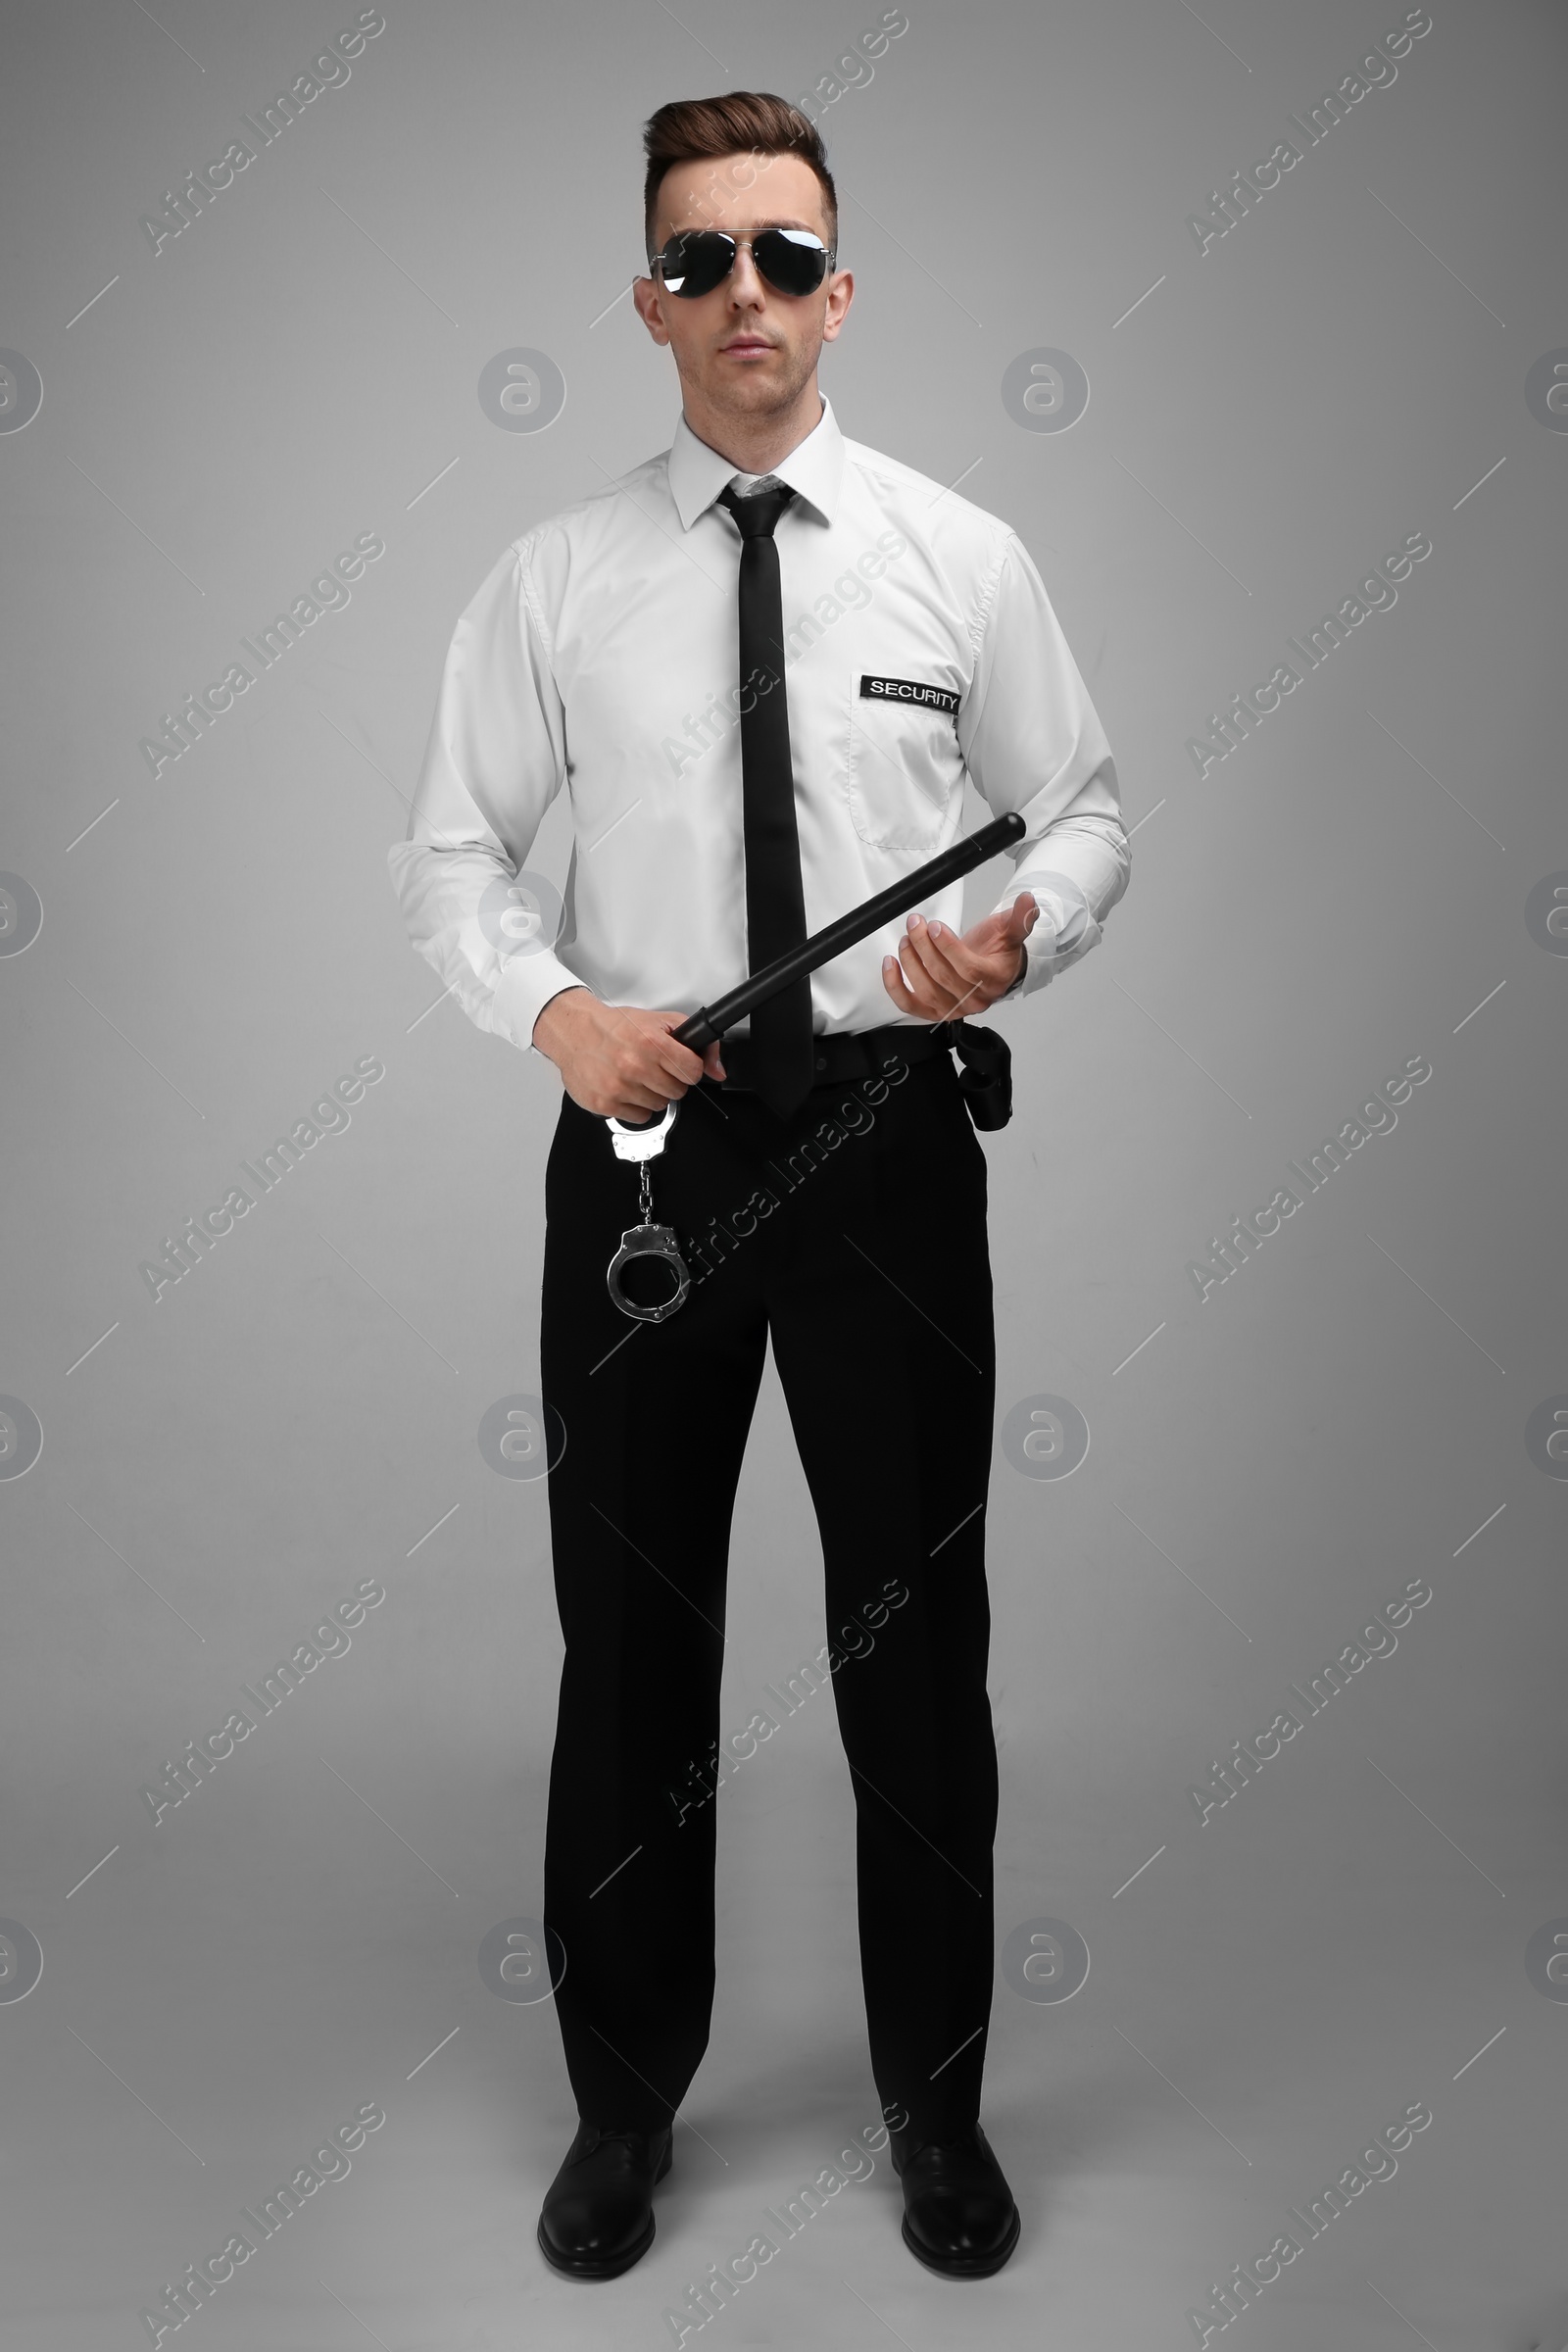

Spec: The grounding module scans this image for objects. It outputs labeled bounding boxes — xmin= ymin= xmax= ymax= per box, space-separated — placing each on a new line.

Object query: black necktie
xmin=717 ymin=482 xmax=813 ymax=1119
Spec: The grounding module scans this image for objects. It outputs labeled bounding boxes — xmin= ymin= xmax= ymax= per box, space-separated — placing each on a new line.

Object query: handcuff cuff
xmin=604 ymin=1100 xmax=691 ymax=1323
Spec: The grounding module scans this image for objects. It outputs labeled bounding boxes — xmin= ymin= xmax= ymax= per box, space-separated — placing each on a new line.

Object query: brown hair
xmin=642 ymin=91 xmax=838 ymax=263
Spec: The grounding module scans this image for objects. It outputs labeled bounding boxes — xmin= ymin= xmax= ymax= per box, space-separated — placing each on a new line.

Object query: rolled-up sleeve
xmin=387 ymin=541 xmax=580 ymax=1052
xmin=958 ymin=532 xmax=1130 ymax=999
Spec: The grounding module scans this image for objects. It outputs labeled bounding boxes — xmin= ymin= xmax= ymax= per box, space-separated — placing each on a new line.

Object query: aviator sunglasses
xmin=649 ymin=226 xmax=837 ymax=300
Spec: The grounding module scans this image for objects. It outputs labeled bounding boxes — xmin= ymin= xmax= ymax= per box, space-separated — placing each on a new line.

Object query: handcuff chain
xmin=638 ymin=1162 xmax=653 ymax=1227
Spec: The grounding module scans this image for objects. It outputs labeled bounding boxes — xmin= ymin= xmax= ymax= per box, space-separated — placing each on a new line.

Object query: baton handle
xmin=671 ymin=809 xmax=1026 ymax=1053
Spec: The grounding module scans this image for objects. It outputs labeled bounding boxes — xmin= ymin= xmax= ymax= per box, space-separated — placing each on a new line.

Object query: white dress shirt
xmin=389 ymin=395 xmax=1128 ymax=1054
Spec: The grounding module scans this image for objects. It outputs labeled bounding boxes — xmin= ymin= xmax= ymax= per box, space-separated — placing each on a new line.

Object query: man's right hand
xmin=531 ymin=987 xmax=726 ymax=1120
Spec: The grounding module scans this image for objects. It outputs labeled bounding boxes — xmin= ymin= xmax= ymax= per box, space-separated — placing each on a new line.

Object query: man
xmin=389 ymin=90 xmax=1128 ymax=2283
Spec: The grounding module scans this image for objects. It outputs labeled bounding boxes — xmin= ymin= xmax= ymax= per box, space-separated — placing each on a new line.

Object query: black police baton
xmin=610 ymin=807 xmax=1026 ymax=1150
xmin=664 ymin=808 xmax=1026 ymax=1056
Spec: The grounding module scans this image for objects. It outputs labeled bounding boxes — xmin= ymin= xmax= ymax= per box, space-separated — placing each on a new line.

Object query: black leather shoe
xmin=536 ymin=2118 xmax=674 ymax=2279
xmin=889 ymin=2120 xmax=1020 ymax=2278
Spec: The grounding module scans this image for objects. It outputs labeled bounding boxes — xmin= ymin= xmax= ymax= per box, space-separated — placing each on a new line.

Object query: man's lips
xmin=720 ymin=337 xmax=775 ymax=355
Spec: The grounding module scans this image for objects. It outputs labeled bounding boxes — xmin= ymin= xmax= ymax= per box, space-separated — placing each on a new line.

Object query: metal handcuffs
xmin=604 ymin=1101 xmax=691 ymax=1323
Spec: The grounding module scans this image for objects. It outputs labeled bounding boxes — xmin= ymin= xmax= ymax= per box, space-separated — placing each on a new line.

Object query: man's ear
xmin=820 ymin=269 xmax=855 ymax=344
xmin=631 ymin=274 xmax=671 ymax=345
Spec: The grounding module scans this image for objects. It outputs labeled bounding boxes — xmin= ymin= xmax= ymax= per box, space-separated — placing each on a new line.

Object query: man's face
xmin=633 ymin=150 xmax=853 ymax=426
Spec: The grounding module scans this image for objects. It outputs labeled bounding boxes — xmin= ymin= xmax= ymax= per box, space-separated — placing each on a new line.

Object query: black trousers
xmin=538 ymin=1046 xmax=999 ymax=2142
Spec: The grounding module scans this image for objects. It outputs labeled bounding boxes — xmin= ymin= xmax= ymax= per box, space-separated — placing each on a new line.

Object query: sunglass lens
xmin=659 ymin=231 xmax=733 ymax=297
xmin=754 ymin=230 xmax=830 ymax=295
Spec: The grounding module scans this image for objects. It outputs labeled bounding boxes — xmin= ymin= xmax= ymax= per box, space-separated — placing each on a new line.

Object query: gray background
xmin=2 ymin=0 xmax=1564 ymax=2345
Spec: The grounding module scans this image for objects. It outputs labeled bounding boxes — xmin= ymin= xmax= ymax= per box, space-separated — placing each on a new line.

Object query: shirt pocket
xmin=842 ymin=688 xmax=963 ymax=853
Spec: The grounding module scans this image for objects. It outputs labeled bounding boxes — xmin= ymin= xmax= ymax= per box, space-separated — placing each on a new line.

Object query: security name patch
xmin=859 ymin=673 xmax=960 ymax=715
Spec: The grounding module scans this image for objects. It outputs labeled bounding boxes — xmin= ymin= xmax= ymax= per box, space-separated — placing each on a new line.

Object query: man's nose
xmin=727 ymin=246 xmax=766 ymax=304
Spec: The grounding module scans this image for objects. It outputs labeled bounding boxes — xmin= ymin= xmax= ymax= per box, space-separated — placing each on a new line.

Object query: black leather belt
xmin=716 ymin=1020 xmax=1013 ymax=1129
xmin=716 ymin=1022 xmax=953 ymax=1091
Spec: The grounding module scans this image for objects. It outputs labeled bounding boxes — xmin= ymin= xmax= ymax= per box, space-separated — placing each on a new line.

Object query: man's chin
xmin=701 ymin=366 xmax=808 ymax=420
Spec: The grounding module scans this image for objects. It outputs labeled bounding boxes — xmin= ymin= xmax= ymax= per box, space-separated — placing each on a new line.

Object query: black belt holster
xmin=943 ymin=1020 xmax=1013 ymax=1131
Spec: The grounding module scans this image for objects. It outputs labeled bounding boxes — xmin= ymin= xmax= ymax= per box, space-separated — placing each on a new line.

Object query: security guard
xmin=390 ymin=89 xmax=1128 ymax=2284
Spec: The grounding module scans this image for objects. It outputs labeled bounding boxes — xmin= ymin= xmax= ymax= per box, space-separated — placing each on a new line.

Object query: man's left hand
xmin=881 ymin=892 xmax=1039 ymax=1022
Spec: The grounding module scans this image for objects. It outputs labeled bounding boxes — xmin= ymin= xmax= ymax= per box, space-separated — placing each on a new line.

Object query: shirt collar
xmin=667 ymin=394 xmax=845 ymax=531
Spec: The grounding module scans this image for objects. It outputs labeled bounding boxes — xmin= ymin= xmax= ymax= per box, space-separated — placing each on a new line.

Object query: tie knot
xmin=718 ymin=482 xmax=795 ymax=539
